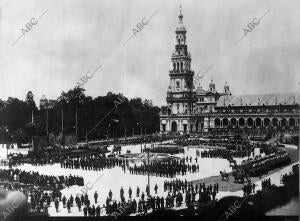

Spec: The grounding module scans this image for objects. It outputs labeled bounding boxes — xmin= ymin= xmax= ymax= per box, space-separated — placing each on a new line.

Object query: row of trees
xmin=0 ymin=87 xmax=160 ymax=144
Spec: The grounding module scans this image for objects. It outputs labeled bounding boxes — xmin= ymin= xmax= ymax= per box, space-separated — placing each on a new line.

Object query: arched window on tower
xmin=180 ymin=62 xmax=183 ymax=72
xmin=173 ymin=63 xmax=176 ymax=71
xmin=177 ymin=63 xmax=179 ymax=71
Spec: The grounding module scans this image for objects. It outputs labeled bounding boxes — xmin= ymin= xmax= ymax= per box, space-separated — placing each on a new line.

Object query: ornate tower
xmin=166 ymin=6 xmax=196 ymax=115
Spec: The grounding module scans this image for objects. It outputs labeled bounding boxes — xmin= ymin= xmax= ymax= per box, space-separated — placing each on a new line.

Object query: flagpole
xmin=31 ymin=110 xmax=34 ymax=152
xmin=46 ymin=105 xmax=49 ymax=137
xmin=75 ymin=108 xmax=78 ymax=137
xmin=61 ymin=109 xmax=64 ymax=144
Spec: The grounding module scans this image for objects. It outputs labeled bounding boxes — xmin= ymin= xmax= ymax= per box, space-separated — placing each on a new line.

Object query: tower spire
xmin=176 ymin=5 xmax=186 ymax=33
xmin=179 ymin=5 xmax=183 ymax=21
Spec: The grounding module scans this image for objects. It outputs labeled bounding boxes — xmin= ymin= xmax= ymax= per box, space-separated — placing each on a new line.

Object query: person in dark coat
xmin=88 ymin=206 xmax=92 ymax=216
xmin=154 ymin=184 xmax=158 ymax=194
xmin=78 ymin=200 xmax=81 ymax=211
xmin=91 ymin=205 xmax=96 ymax=216
xmin=70 ymin=194 xmax=74 ymax=207
xmin=128 ymin=187 xmax=132 ymax=199
xmin=161 ymin=197 xmax=164 ymax=209
xmin=75 ymin=195 xmax=80 ymax=206
xmin=54 ymin=198 xmax=59 ymax=212
xmin=109 ymin=189 xmax=113 ymax=201
xmin=252 ymin=183 xmax=256 ymax=193
xmin=83 ymin=205 xmax=87 ymax=216
xmin=67 ymin=200 xmax=71 ymax=213
xmin=96 ymin=205 xmax=101 ymax=216
xmin=120 ymin=187 xmax=124 ymax=200
xmin=62 ymin=195 xmax=66 ymax=208
xmin=81 ymin=195 xmax=84 ymax=204
xmin=94 ymin=191 xmax=98 ymax=204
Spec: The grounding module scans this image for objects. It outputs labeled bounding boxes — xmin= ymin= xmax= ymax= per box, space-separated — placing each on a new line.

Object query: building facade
xmin=160 ymin=8 xmax=300 ymax=135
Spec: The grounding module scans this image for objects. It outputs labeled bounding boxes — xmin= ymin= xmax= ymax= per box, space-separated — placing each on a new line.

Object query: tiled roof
xmin=216 ymin=93 xmax=300 ymax=107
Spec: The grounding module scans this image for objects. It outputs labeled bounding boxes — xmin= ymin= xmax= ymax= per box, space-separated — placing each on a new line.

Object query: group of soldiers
xmin=0 ymin=168 xmax=84 ymax=187
xmin=174 ymin=137 xmax=253 ymax=150
xmin=127 ymin=159 xmax=199 ymax=178
xmin=142 ymin=146 xmax=184 ymax=155
xmin=51 ymin=191 xmax=102 ymax=216
xmin=200 ymin=149 xmax=251 ymax=159
xmin=237 ymin=150 xmax=291 ymax=177
xmin=60 ymin=154 xmax=122 ymax=171
xmin=242 ymin=183 xmax=256 ymax=196
xmin=261 ymin=178 xmax=272 ymax=190
xmin=29 ymin=189 xmax=53 ymax=213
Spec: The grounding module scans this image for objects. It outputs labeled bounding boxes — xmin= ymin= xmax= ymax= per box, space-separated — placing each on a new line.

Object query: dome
xmin=209 ymin=79 xmax=215 ymax=88
xmin=196 ymin=85 xmax=206 ymax=94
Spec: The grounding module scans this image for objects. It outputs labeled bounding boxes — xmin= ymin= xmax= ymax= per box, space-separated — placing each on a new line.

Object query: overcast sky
xmin=0 ymin=0 xmax=299 ymax=106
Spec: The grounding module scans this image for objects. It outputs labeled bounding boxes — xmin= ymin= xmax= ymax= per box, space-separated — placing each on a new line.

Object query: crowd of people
xmin=103 ymin=179 xmax=220 ymax=216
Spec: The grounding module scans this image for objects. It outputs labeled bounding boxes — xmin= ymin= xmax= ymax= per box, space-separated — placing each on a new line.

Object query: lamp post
xmin=107 ymin=123 xmax=111 ymax=140
xmin=85 ymin=132 xmax=88 ymax=149
xmin=124 ymin=127 xmax=127 ymax=140
xmin=144 ymin=147 xmax=150 ymax=195
xmin=6 ymin=129 xmax=9 ymax=159
xmin=75 ymin=108 xmax=78 ymax=137
xmin=136 ymin=122 xmax=142 ymax=137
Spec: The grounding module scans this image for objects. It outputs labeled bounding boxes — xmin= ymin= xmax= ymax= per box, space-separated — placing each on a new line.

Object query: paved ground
xmin=1 ymin=143 xmax=298 ymax=217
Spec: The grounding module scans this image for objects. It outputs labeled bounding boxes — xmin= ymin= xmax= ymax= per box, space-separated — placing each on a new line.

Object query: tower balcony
xmin=171 ymin=54 xmax=191 ymax=60
xmin=169 ymin=69 xmax=194 ymax=75
xmin=166 ymin=92 xmax=197 ymax=102
xmin=175 ymin=45 xmax=187 ymax=51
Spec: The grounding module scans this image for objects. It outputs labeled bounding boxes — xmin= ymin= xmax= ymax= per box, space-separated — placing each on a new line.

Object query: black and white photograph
xmin=0 ymin=0 xmax=299 ymax=220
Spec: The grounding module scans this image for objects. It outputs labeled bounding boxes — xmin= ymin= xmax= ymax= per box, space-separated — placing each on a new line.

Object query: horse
xmin=220 ymin=171 xmax=229 ymax=181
